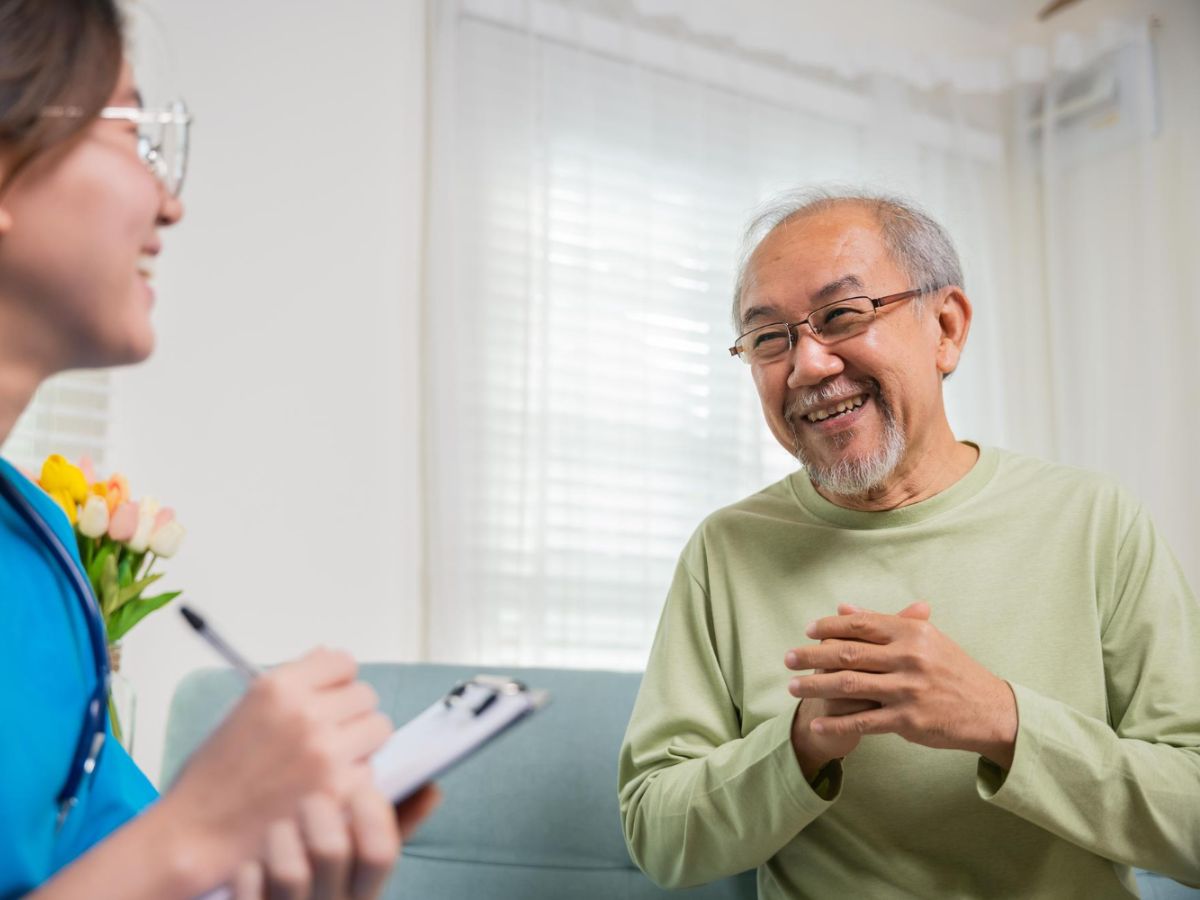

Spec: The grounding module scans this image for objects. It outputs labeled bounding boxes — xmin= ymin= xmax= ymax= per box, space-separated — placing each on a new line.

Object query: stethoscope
xmin=0 ymin=469 xmax=110 ymax=829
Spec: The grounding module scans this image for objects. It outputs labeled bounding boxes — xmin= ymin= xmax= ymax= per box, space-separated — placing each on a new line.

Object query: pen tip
xmin=180 ymin=605 xmax=204 ymax=630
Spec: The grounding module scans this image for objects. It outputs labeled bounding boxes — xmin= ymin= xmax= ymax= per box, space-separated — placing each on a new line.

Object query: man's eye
xmin=817 ymin=304 xmax=868 ymax=327
xmin=753 ymin=329 xmax=789 ymax=348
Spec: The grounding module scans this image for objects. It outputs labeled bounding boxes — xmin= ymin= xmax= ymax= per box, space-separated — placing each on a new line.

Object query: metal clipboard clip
xmin=442 ymin=675 xmax=533 ymax=717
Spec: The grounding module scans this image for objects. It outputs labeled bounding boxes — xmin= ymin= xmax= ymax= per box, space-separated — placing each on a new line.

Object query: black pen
xmin=180 ymin=605 xmax=261 ymax=681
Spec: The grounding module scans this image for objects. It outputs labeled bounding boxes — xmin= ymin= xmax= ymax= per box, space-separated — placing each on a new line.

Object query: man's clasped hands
xmin=785 ymin=602 xmax=1020 ymax=782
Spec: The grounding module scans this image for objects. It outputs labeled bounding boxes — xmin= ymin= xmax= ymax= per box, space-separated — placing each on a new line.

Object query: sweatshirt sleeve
xmin=978 ymin=506 xmax=1200 ymax=886
xmin=618 ymin=549 xmax=839 ymax=889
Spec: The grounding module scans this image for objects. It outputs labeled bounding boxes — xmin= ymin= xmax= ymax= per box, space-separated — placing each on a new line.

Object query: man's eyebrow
xmin=739 ymin=304 xmax=782 ymax=330
xmin=739 ymin=274 xmax=867 ymax=331
xmin=812 ymin=274 xmax=866 ymax=303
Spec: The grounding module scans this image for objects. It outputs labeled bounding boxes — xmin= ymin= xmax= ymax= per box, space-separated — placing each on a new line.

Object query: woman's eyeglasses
xmin=42 ymin=99 xmax=192 ymax=197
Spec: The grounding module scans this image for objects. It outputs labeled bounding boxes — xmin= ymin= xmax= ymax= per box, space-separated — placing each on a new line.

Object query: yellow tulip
xmin=40 ymin=454 xmax=88 ymax=505
xmin=49 ymin=488 xmax=78 ymax=525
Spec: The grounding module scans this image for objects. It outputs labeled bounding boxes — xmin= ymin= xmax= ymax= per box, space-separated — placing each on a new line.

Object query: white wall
xmin=113 ymin=0 xmax=428 ymax=783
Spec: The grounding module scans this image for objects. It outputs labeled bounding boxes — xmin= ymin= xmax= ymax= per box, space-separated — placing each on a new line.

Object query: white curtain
xmin=1008 ymin=20 xmax=1199 ymax=590
xmin=423 ymin=0 xmax=1198 ymax=669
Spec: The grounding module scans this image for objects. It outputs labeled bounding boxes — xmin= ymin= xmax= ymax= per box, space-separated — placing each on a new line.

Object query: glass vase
xmin=106 ymin=642 xmax=137 ymax=753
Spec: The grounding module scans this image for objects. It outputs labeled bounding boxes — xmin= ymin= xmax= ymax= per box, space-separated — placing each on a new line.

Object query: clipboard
xmin=195 ymin=675 xmax=548 ymax=900
xmin=373 ymin=674 xmax=550 ymax=804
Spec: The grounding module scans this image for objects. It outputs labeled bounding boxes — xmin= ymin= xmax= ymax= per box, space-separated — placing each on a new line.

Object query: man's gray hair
xmin=730 ymin=187 xmax=964 ymax=332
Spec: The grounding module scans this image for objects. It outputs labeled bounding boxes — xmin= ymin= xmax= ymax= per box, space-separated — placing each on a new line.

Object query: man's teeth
xmin=805 ymin=393 xmax=867 ymax=423
xmin=137 ymin=255 xmax=155 ymax=280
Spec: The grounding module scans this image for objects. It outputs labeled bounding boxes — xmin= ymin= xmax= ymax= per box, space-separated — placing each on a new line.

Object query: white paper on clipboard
xmin=195 ymin=675 xmax=548 ymax=900
xmin=373 ymin=674 xmax=549 ymax=803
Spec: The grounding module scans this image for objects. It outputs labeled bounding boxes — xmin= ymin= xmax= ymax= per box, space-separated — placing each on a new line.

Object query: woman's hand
xmin=232 ymin=785 xmax=443 ymax=900
xmin=155 ymin=648 xmax=396 ymax=884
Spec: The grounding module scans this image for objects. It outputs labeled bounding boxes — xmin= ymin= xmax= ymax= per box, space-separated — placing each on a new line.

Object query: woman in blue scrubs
xmin=0 ymin=2 xmax=437 ymax=897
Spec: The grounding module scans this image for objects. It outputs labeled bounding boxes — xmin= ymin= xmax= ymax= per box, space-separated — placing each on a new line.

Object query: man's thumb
xmin=897 ymin=600 xmax=931 ymax=620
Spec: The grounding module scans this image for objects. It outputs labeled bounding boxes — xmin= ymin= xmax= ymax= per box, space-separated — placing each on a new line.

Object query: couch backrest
xmin=163 ymin=662 xmax=758 ymax=900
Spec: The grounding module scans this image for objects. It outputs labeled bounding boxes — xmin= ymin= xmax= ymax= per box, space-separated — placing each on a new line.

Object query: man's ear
xmin=934 ymin=287 xmax=972 ymax=377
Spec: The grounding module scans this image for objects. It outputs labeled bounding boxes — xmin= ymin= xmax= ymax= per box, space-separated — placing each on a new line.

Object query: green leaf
xmin=110 ymin=572 xmax=164 ymax=613
xmin=105 ymin=591 xmax=182 ymax=644
xmin=87 ymin=543 xmax=115 ymax=586
xmin=117 ymin=553 xmax=133 ymax=586
xmin=99 ymin=554 xmax=120 ymax=617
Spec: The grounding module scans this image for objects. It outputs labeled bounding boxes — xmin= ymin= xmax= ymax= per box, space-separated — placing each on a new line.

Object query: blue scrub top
xmin=0 ymin=458 xmax=157 ymax=896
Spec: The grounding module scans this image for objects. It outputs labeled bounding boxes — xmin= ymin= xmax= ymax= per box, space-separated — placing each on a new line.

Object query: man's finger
xmin=805 ymin=612 xmax=902 ymax=644
xmin=897 ymin=601 xmax=931 ymax=620
xmin=824 ymin=698 xmax=880 ymax=717
xmin=788 ymin=670 xmax=895 ymax=701
xmin=836 ymin=603 xmax=871 ymax=615
xmin=785 ymin=640 xmax=892 ymax=673
xmin=809 ymin=706 xmax=900 ymax=738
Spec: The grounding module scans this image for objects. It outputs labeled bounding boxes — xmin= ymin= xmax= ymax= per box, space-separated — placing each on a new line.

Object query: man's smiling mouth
xmin=802 ymin=393 xmax=868 ymax=423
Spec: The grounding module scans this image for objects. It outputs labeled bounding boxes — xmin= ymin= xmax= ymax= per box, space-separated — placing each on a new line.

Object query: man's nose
xmin=786 ymin=329 xmax=844 ymax=389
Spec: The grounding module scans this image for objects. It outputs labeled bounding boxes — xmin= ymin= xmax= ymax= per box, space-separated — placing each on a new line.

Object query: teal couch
xmin=162 ymin=663 xmax=1196 ymax=899
xmin=163 ymin=663 xmax=755 ymax=899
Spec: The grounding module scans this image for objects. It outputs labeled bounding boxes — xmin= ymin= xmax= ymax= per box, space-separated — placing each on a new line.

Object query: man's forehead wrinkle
xmin=813 ymin=273 xmax=866 ymax=303
xmin=738 ymin=213 xmax=884 ymax=328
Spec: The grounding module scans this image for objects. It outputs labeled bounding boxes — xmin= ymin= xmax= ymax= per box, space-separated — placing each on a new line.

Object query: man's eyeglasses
xmin=42 ymin=100 xmax=192 ymax=197
xmin=729 ymin=288 xmax=926 ymax=365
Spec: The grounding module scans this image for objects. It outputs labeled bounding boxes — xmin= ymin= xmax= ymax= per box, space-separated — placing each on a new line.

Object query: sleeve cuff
xmin=976 ymin=681 xmax=1045 ymax=810
xmin=759 ymin=705 xmax=843 ymax=814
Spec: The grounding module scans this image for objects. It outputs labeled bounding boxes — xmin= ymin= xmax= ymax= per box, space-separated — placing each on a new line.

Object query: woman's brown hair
xmin=0 ymin=0 xmax=124 ymax=193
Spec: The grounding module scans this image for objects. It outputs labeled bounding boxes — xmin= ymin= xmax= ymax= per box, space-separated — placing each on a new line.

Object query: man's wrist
xmin=790 ymin=700 xmax=836 ymax=782
xmin=969 ymin=678 xmax=1018 ymax=771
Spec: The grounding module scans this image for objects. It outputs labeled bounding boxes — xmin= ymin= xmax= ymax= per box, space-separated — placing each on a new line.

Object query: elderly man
xmin=618 ymin=190 xmax=1200 ymax=899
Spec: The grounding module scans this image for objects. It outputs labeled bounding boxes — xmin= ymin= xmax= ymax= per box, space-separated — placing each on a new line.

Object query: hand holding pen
xmin=149 ymin=605 xmax=408 ymax=899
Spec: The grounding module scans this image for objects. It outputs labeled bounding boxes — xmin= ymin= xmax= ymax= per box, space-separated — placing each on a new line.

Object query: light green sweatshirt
xmin=619 ymin=446 xmax=1200 ymax=899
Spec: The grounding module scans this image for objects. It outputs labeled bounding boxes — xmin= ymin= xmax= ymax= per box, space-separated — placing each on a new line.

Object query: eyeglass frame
xmin=40 ymin=99 xmax=192 ymax=197
xmin=728 ymin=287 xmax=931 ymax=364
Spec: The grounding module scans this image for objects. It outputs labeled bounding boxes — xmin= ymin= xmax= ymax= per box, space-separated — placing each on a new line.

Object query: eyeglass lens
xmin=137 ymin=104 xmax=189 ymax=197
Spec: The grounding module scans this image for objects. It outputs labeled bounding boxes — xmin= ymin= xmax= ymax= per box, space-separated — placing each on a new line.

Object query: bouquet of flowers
xmin=36 ymin=454 xmax=186 ymax=742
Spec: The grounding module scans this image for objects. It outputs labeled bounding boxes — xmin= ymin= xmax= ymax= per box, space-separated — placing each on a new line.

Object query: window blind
xmin=2 ymin=372 xmax=112 ymax=475
xmin=425 ymin=4 xmax=1006 ymax=670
